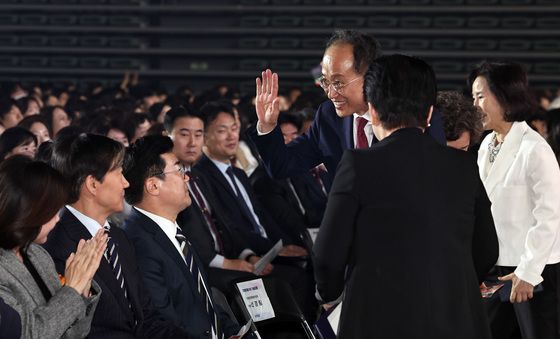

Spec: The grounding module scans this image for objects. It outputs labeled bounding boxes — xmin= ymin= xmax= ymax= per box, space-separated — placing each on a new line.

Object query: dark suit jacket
xmin=177 ymin=172 xmax=252 ymax=267
xmin=0 ymin=296 xmax=21 ymax=338
xmin=194 ymin=155 xmax=289 ymax=255
xmin=122 ymin=208 xmax=239 ymax=338
xmin=43 ymin=207 xmax=189 ymax=339
xmin=313 ymin=128 xmax=498 ymax=339
xmin=289 ymin=173 xmax=327 ymax=228
xmin=248 ymin=100 xmax=446 ymax=187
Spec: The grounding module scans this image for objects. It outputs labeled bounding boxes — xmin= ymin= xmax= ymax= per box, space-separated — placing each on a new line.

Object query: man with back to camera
xmin=313 ymin=54 xmax=498 ymax=338
xmin=249 ymin=30 xmax=446 ymax=187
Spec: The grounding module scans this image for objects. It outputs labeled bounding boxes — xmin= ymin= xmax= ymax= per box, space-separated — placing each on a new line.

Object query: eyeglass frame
xmin=153 ymin=164 xmax=188 ymax=178
xmin=318 ymin=76 xmax=362 ymax=95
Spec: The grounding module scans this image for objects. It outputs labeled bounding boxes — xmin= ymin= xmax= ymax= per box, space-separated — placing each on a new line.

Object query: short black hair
xmin=468 ymin=60 xmax=535 ymax=122
xmin=437 ymin=91 xmax=484 ymax=145
xmin=51 ymin=133 xmax=125 ymax=203
xmin=0 ymin=155 xmax=67 ymax=250
xmin=0 ymin=127 xmax=37 ymax=160
xmin=163 ymin=105 xmax=205 ymax=134
xmin=200 ymin=101 xmax=236 ymax=128
xmin=0 ymin=98 xmax=17 ymax=119
xmin=326 ymin=30 xmax=381 ymax=74
xmin=278 ymin=113 xmax=303 ymax=132
xmin=364 ymin=54 xmax=436 ymax=130
xmin=123 ymin=135 xmax=174 ymax=205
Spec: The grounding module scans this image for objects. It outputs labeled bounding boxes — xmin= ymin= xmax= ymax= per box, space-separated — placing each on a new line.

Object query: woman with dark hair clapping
xmin=0 ymin=155 xmax=107 ymax=339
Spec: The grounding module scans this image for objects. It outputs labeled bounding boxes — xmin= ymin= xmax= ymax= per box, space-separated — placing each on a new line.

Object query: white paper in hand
xmin=236 ymin=278 xmax=275 ymax=322
xmin=253 ymin=239 xmax=283 ymax=275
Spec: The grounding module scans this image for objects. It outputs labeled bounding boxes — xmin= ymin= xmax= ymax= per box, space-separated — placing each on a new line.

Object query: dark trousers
xmin=487 ymin=264 xmax=560 ymax=339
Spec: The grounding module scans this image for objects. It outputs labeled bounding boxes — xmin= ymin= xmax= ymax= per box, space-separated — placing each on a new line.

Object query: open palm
xmin=255 ymin=69 xmax=280 ymax=133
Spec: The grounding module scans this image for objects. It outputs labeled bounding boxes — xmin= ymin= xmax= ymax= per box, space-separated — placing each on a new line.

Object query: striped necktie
xmin=175 ymin=226 xmax=222 ymax=339
xmin=104 ymin=225 xmax=130 ymax=302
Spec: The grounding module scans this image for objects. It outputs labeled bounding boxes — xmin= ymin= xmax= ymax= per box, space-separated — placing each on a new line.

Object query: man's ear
xmin=144 ymin=177 xmax=160 ymax=197
xmin=426 ymin=105 xmax=434 ymax=128
xmin=368 ymin=103 xmax=381 ymax=126
xmin=84 ymin=175 xmax=97 ymax=196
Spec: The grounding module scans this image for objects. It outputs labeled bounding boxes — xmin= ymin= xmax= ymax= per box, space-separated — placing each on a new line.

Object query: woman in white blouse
xmin=471 ymin=61 xmax=560 ymax=339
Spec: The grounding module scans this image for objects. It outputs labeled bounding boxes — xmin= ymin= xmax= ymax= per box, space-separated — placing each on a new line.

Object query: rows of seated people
xmin=0 ymin=74 xmax=560 ymax=339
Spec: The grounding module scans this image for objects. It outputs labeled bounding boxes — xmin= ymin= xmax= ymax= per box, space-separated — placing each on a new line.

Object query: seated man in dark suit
xmin=43 ymin=133 xmax=191 ymax=339
xmin=193 ymin=103 xmax=318 ymax=321
xmin=164 ymin=106 xmax=258 ymax=292
xmin=122 ymin=135 xmax=240 ymax=339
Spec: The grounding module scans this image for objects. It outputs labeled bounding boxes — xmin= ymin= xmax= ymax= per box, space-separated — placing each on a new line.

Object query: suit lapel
xmin=199 ymin=155 xmax=238 ymax=200
xmin=482 ymin=122 xmax=527 ymax=198
xmin=342 ymin=114 xmax=354 ymax=150
xmin=59 ymin=208 xmax=133 ymax=318
xmin=131 ymin=210 xmax=193 ymax=282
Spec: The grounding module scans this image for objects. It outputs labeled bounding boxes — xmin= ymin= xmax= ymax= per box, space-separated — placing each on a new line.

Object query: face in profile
xmin=204 ymin=112 xmax=239 ymax=163
xmin=93 ymin=164 xmax=130 ymax=214
xmin=157 ymin=152 xmax=191 ymax=212
xmin=472 ymin=76 xmax=505 ymax=131
xmin=34 ymin=213 xmax=60 ymax=244
xmin=170 ymin=117 xmax=204 ymax=167
xmin=321 ymin=43 xmax=368 ymax=118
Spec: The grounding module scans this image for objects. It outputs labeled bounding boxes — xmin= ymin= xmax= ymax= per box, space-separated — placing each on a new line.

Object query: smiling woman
xmin=0 ymin=126 xmax=38 ymax=160
xmin=470 ymin=60 xmax=560 ymax=339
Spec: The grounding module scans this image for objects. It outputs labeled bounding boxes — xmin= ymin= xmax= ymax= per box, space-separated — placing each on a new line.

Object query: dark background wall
xmin=1 ymin=0 xmax=559 ymax=94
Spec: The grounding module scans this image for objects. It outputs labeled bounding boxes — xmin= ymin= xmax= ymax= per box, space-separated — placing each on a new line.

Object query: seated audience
xmin=0 ymin=126 xmax=38 ymax=160
xmin=0 ymin=155 xmax=105 ymax=338
xmin=122 ymin=135 xmax=240 ymax=338
xmin=0 ymin=98 xmax=23 ymax=134
xmin=43 ymin=133 xmax=191 ymax=338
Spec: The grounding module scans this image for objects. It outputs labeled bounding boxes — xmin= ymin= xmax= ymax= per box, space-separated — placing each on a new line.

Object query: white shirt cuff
xmin=209 ymin=254 xmax=225 ymax=268
xmin=514 ymin=265 xmax=544 ymax=286
xmin=239 ymin=249 xmax=255 ymax=260
xmin=256 ymin=121 xmax=276 ymax=136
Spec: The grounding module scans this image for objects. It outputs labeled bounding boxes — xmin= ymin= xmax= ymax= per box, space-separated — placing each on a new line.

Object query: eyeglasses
xmin=318 ymin=76 xmax=362 ymax=95
xmin=155 ymin=164 xmax=188 ymax=178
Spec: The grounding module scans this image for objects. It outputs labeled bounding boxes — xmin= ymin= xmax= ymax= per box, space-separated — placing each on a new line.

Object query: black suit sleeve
xmin=472 ymin=175 xmax=499 ymax=283
xmin=313 ymin=151 xmax=359 ymax=302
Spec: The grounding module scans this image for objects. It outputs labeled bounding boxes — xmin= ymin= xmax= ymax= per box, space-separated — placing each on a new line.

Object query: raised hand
xmin=255 ymin=69 xmax=281 ymax=134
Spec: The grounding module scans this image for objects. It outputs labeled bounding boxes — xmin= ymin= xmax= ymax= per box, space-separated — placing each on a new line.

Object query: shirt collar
xmin=133 ymin=206 xmax=179 ymax=240
xmin=65 ymin=205 xmax=108 ymax=237
xmin=353 ymin=112 xmax=371 ymax=122
xmin=207 ymin=156 xmax=232 ymax=176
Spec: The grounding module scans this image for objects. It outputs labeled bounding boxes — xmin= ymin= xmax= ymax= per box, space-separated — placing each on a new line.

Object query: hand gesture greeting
xmin=255 ymin=69 xmax=281 ymax=134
